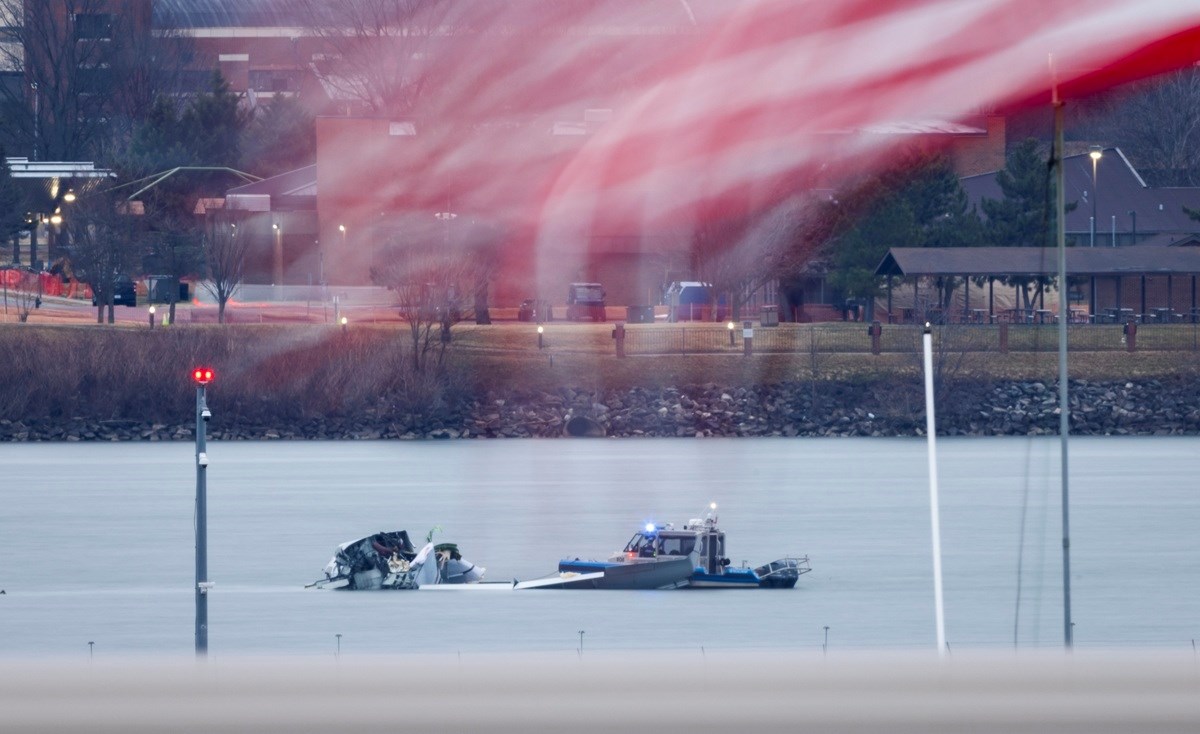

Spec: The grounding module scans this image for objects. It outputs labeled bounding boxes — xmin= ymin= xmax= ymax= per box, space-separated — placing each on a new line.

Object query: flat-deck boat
xmin=554 ymin=504 xmax=811 ymax=589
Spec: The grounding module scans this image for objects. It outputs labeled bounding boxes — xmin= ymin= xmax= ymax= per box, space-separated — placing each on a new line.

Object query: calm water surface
xmin=1 ymin=437 xmax=1197 ymax=657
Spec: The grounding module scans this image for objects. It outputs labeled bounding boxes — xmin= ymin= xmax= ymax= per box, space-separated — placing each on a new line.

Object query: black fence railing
xmin=618 ymin=322 xmax=1200 ymax=356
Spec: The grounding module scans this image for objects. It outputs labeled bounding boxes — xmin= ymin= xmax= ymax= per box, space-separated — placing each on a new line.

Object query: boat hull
xmin=688 ymin=569 xmax=763 ymax=588
xmin=556 ymin=557 xmax=695 ymax=590
xmin=688 ymin=558 xmax=809 ymax=588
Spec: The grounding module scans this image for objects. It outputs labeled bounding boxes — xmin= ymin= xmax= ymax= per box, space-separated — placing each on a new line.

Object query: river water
xmin=1 ymin=437 xmax=1197 ymax=658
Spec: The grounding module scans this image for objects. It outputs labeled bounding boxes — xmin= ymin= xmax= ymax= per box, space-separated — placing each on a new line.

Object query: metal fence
xmin=619 ymin=322 xmax=1200 ymax=356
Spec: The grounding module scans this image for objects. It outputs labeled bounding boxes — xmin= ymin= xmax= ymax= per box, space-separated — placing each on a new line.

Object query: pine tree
xmin=0 ymin=146 xmax=28 ymax=263
xmin=181 ymin=70 xmax=245 ymax=169
xmin=980 ymin=139 xmax=1077 ymax=309
xmin=828 ymin=150 xmax=982 ymax=308
xmin=242 ymin=95 xmax=316 ymax=177
xmin=980 ymin=139 xmax=1056 ymax=249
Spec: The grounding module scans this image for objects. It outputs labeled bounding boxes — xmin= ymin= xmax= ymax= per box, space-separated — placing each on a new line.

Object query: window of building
xmin=74 ymin=14 xmax=114 ymax=40
xmin=249 ymin=70 xmax=300 ymax=94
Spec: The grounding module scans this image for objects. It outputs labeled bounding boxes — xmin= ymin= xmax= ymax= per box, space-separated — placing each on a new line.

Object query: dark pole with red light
xmin=192 ymin=367 xmax=213 ymax=656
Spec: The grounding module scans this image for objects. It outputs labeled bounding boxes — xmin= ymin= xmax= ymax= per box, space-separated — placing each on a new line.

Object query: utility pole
xmin=1054 ymin=80 xmax=1074 ymax=651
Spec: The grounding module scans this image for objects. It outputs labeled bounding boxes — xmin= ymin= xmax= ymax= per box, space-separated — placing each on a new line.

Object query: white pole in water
xmin=922 ymin=322 xmax=947 ymax=656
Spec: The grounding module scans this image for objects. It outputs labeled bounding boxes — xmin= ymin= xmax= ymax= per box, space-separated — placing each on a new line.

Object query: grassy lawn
xmin=440 ymin=321 xmax=1200 ymax=391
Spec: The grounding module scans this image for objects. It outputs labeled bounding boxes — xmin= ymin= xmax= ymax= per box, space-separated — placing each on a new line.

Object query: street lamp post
xmin=332 ymin=224 xmax=347 ymax=286
xmin=31 ymin=81 xmax=39 ymax=162
xmin=192 ymin=367 xmax=214 ymax=656
xmin=1089 ymin=146 xmax=1103 ymax=247
xmin=272 ymin=221 xmax=283 ymax=295
xmin=435 ymin=211 xmax=457 ymax=246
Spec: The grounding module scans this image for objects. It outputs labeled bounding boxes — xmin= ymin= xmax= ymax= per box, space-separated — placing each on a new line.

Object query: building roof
xmin=875 ymin=246 xmax=1200 ymax=277
xmin=225 ymin=164 xmax=315 ymax=212
xmin=154 ymin=0 xmax=308 ymax=28
xmin=1133 ymin=232 xmax=1200 ymax=247
xmin=154 ymin=0 xmax=705 ymax=30
xmin=961 ymin=148 xmax=1200 ymax=237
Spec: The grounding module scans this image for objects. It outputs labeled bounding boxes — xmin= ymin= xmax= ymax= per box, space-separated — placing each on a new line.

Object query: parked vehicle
xmin=91 ymin=274 xmax=137 ymax=307
xmin=517 ymin=298 xmax=553 ymax=322
xmin=565 ymin=282 xmax=606 ymax=321
xmin=666 ymin=281 xmax=727 ymax=321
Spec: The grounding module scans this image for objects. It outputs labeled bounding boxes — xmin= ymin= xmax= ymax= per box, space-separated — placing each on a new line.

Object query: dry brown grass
xmin=1 ymin=322 xmax=1196 ymax=424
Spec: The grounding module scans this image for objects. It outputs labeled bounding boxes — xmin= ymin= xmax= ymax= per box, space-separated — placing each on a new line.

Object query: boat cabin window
xmin=658 ymin=534 xmax=696 ymax=556
xmin=624 ymin=533 xmax=655 ymax=555
xmin=698 ymin=534 xmax=725 ymax=557
xmin=624 ymin=532 xmax=697 ymax=557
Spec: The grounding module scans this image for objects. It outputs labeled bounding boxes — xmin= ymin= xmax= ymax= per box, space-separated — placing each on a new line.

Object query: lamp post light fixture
xmin=191 ymin=367 xmax=215 ymax=656
xmin=272 ymin=221 xmax=283 ymax=291
xmin=537 ymin=324 xmax=544 ymax=349
xmin=1089 ymin=146 xmax=1102 ymax=247
xmin=149 ymin=305 xmax=156 ymax=329
xmin=435 ymin=211 xmax=457 ymax=248
xmin=727 ymin=320 xmax=735 ymax=346
xmin=62 ymin=189 xmax=76 ymax=203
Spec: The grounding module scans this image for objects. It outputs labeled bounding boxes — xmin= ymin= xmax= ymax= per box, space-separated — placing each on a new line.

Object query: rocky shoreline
xmin=2 ymin=378 xmax=1197 ymax=441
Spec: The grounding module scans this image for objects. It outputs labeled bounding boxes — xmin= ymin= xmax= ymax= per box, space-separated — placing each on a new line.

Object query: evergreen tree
xmin=0 ymin=147 xmax=28 ymax=263
xmin=181 ymin=70 xmax=245 ymax=169
xmin=242 ymin=95 xmax=316 ymax=177
xmin=828 ymin=192 xmax=917 ymax=301
xmin=827 ymin=150 xmax=982 ymax=312
xmin=120 ymin=71 xmax=248 ymax=322
xmin=980 ymin=138 xmax=1076 ymax=309
xmin=980 ymin=139 xmax=1056 ymax=248
xmin=128 ymin=97 xmax=191 ymax=174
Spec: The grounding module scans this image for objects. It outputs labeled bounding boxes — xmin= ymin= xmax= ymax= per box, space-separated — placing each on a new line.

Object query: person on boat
xmin=638 ymin=535 xmax=658 ymax=558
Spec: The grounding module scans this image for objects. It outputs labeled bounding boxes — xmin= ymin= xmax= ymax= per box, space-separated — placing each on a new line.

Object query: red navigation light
xmin=192 ymin=368 xmax=214 ymax=385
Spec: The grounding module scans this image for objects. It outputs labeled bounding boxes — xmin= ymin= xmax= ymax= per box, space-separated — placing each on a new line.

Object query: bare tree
xmin=62 ymin=191 xmax=141 ymax=324
xmin=146 ymin=229 xmax=202 ymax=325
xmin=202 ymin=205 xmax=249 ymax=324
xmin=370 ymin=212 xmax=500 ymax=373
xmin=692 ymin=196 xmax=816 ymax=322
xmin=296 ymin=0 xmax=452 ymax=116
xmin=1 ymin=265 xmax=40 ymax=322
xmin=0 ymin=0 xmax=128 ymax=160
xmin=0 ymin=1 xmax=193 ymax=163
xmin=1091 ymin=68 xmax=1200 ymax=186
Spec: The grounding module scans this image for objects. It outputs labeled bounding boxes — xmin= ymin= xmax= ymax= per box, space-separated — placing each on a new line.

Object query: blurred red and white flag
xmin=524 ymin=0 xmax=1200 ymax=231
xmin=353 ymin=0 xmax=1200 ymax=250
